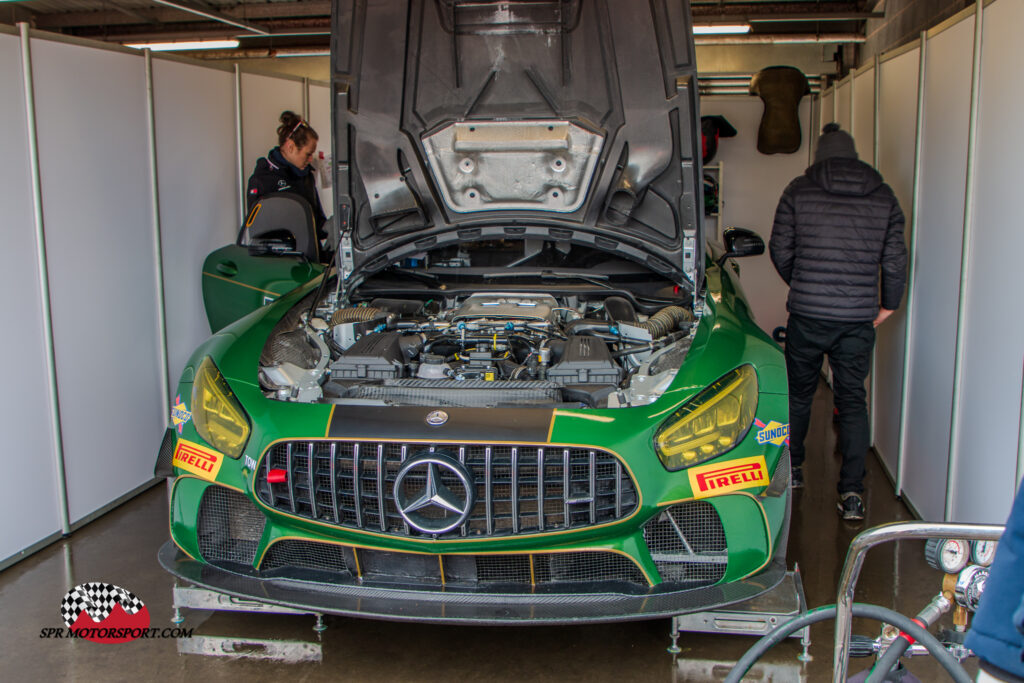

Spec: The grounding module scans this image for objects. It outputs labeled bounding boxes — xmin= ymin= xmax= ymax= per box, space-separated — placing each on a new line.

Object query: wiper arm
xmin=381 ymin=266 xmax=441 ymax=286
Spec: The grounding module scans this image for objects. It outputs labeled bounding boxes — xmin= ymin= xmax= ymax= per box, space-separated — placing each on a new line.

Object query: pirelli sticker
xmin=688 ymin=455 xmax=769 ymax=499
xmin=172 ymin=439 xmax=223 ymax=481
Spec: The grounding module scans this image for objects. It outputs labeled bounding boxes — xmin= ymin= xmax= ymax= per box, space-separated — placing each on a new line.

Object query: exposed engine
xmin=259 ymin=292 xmax=695 ymax=409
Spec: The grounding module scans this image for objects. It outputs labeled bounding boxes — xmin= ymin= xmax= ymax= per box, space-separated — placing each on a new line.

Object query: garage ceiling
xmin=2 ymin=1 xmax=878 ymax=57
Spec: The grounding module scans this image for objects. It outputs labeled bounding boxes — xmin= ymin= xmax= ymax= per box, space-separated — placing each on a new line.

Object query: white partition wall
xmin=153 ymin=59 xmax=239 ymax=381
xmin=0 ymin=32 xmax=64 ymax=562
xmin=852 ymin=69 xmax=876 ymax=166
xmin=835 ymin=80 xmax=852 ymax=131
xmin=30 ymin=39 xmax=164 ymax=524
xmin=240 ymin=72 xmax=304 ymax=186
xmin=0 ymin=26 xmax=325 ymax=566
xmin=820 ymin=90 xmax=834 ymax=127
xmin=950 ymin=0 xmax=1024 ymax=521
xmin=899 ymin=15 xmax=975 ymax=521
xmin=872 ymin=46 xmax=921 ymax=479
xmin=699 ymin=96 xmax=812 ymax=337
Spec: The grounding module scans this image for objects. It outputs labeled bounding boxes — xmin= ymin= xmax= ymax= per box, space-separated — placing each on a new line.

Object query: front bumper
xmin=159 ymin=540 xmax=786 ymax=624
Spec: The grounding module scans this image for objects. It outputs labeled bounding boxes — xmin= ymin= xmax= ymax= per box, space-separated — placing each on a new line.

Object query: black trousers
xmin=785 ymin=314 xmax=875 ymax=494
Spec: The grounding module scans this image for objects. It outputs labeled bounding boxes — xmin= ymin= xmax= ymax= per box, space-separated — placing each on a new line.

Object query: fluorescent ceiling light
xmin=693 ymin=24 xmax=752 ymax=35
xmin=124 ymin=39 xmax=240 ymax=51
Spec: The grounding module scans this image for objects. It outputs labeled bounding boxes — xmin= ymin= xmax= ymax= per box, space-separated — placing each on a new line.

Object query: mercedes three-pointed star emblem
xmin=393 ymin=453 xmax=475 ymax=535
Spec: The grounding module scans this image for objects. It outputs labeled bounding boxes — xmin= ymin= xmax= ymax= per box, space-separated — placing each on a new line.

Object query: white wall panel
xmin=835 ymin=80 xmax=852 ymax=131
xmin=900 ymin=16 xmax=975 ymax=521
xmin=309 ymin=83 xmax=334 ymax=217
xmin=820 ymin=90 xmax=834 ymax=128
xmin=852 ymin=69 xmax=876 ymax=167
xmin=700 ymin=96 xmax=812 ymax=337
xmin=873 ymin=47 xmax=920 ymax=479
xmin=0 ymin=33 xmax=63 ymax=562
xmin=240 ymin=72 xmax=303 ymax=192
xmin=31 ymin=39 xmax=163 ymax=524
xmin=950 ymin=0 xmax=1024 ymax=522
xmin=153 ymin=59 xmax=237 ymax=380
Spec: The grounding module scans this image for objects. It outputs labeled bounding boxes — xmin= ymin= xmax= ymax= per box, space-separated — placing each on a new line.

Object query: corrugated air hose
xmin=330 ymin=307 xmax=384 ymax=326
xmin=634 ymin=306 xmax=693 ymax=338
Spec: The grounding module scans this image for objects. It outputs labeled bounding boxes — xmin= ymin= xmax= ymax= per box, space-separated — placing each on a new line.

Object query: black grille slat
xmin=256 ymin=441 xmax=638 ymax=540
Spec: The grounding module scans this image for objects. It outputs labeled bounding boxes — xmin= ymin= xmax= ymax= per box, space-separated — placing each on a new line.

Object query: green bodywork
xmin=202 ymin=244 xmax=323 ymax=332
xmin=171 ymin=255 xmax=789 ymax=588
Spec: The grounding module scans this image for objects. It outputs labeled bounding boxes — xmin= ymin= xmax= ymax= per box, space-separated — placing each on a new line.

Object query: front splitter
xmin=159 ymin=541 xmax=786 ymax=625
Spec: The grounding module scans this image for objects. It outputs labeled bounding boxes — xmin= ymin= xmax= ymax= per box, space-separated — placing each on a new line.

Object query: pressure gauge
xmin=971 ymin=540 xmax=998 ymax=567
xmin=954 ymin=565 xmax=989 ymax=611
xmin=925 ymin=538 xmax=969 ymax=573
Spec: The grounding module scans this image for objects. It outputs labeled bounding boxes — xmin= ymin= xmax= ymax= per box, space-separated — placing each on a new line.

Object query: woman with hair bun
xmin=246 ymin=110 xmax=327 ymax=238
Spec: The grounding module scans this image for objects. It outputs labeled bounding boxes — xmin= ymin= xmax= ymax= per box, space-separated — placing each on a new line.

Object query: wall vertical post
xmin=144 ymin=49 xmax=171 ymax=419
xmin=869 ymin=55 xmax=881 ymax=450
xmin=19 ymin=22 xmax=70 ymax=535
xmin=234 ymin=63 xmax=245 ymax=225
xmin=945 ymin=0 xmax=985 ymax=521
xmin=896 ymin=33 xmax=928 ymax=499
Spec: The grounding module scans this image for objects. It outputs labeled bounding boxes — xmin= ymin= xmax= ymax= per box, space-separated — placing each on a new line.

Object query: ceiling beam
xmin=695 ymin=33 xmax=866 ymax=44
xmin=150 ymin=1 xmax=269 ymax=35
xmin=33 ymin=2 xmax=331 ymax=30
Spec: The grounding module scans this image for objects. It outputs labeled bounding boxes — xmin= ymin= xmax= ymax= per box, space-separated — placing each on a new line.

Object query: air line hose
xmin=722 ymin=603 xmax=971 ymax=683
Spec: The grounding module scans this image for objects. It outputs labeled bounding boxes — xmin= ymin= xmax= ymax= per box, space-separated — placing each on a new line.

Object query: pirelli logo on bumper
xmin=172 ymin=439 xmax=223 ymax=481
xmin=688 ymin=456 xmax=769 ymax=499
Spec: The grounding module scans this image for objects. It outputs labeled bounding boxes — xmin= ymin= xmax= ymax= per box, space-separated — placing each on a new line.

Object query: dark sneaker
xmin=837 ymin=492 xmax=865 ymax=521
xmin=791 ymin=466 xmax=804 ymax=489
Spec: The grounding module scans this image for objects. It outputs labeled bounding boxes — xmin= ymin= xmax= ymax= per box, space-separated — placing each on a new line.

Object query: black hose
xmin=867 ymin=628 xmax=919 ymax=683
xmin=723 ymin=603 xmax=971 ymax=683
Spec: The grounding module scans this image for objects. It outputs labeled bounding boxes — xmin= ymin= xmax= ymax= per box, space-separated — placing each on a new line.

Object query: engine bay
xmin=259 ymin=289 xmax=697 ymax=410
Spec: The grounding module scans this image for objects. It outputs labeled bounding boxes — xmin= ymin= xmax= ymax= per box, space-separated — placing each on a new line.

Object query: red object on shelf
xmin=267 ymin=468 xmax=288 ymax=483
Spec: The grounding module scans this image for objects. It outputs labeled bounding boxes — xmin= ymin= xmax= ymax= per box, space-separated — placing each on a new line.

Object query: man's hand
xmin=874 ymin=308 xmax=895 ymax=327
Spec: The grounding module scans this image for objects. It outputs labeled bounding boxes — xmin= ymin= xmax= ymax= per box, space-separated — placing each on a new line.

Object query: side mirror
xmin=717 ymin=227 xmax=765 ymax=267
xmin=248 ymin=237 xmax=303 ymax=258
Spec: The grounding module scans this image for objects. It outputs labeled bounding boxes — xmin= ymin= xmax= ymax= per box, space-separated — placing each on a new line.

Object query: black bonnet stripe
xmin=327 ymin=406 xmax=554 ymax=443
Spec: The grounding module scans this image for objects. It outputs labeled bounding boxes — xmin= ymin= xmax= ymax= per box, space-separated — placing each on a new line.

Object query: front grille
xmin=643 ymin=501 xmax=727 ymax=588
xmin=260 ymin=540 xmax=647 ymax=590
xmin=197 ymin=486 xmax=266 ymax=565
xmin=255 ymin=441 xmax=639 ymax=540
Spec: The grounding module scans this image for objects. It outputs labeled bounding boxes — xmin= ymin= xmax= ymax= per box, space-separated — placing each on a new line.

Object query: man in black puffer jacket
xmin=770 ymin=123 xmax=907 ymax=521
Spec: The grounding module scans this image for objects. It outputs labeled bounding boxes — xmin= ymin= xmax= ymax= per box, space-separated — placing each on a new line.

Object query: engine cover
xmin=450 ymin=293 xmax=559 ymax=324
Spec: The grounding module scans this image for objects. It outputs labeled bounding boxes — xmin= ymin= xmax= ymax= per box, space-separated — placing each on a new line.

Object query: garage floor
xmin=0 ymin=383 xmax=979 ymax=681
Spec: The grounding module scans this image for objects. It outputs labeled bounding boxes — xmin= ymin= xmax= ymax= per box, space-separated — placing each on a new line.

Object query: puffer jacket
xmin=769 ymin=157 xmax=907 ymax=322
xmin=965 ymin=482 xmax=1024 ymax=680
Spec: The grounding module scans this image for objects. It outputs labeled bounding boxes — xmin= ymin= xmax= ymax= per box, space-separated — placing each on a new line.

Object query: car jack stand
xmin=668 ymin=565 xmax=812 ymax=663
xmin=170 ymin=581 xmax=325 ymax=663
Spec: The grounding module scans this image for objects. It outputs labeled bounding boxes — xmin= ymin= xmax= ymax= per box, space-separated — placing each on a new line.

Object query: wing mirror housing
xmin=717 ymin=227 xmax=765 ymax=267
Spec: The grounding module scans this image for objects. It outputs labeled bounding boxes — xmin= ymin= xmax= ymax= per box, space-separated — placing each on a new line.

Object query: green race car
xmin=157 ymin=0 xmax=790 ymax=623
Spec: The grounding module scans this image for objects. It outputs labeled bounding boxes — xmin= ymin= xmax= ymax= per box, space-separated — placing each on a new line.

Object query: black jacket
xmin=246 ymin=147 xmax=327 ymax=237
xmin=769 ymin=158 xmax=907 ymax=322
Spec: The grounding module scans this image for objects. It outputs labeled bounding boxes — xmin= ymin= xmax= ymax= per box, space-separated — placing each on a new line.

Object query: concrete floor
xmin=0 ymin=383 xmax=980 ymax=681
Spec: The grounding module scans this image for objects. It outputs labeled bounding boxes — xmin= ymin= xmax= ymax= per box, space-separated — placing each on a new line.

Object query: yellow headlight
xmin=191 ymin=356 xmax=250 ymax=459
xmin=654 ymin=365 xmax=758 ymax=471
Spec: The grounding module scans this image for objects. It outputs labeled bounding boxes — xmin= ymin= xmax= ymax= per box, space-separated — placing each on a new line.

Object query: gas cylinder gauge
xmin=971 ymin=540 xmax=998 ymax=567
xmin=925 ymin=538 xmax=969 ymax=573
xmin=954 ymin=565 xmax=989 ymax=611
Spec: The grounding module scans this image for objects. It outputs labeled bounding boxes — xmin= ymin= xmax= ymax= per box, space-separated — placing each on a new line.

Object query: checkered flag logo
xmin=60 ymin=583 xmax=146 ymax=628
